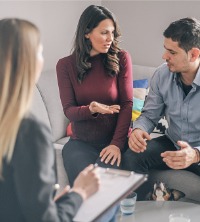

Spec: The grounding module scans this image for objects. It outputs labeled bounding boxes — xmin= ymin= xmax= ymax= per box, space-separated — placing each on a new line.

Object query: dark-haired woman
xmin=56 ymin=5 xmax=133 ymax=186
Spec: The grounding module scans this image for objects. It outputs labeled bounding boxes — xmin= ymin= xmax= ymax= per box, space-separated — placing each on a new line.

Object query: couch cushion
xmin=66 ymin=123 xmax=73 ymax=137
xmin=133 ymin=78 xmax=148 ymax=88
xmin=54 ymin=143 xmax=69 ymax=193
xmin=56 ymin=136 xmax=70 ymax=145
xmin=36 ymin=69 xmax=70 ymax=142
xmin=132 ymin=79 xmax=148 ymax=122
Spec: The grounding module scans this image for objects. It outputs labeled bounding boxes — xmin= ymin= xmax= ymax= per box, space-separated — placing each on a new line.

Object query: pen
xmin=105 ymin=168 xmax=133 ymax=177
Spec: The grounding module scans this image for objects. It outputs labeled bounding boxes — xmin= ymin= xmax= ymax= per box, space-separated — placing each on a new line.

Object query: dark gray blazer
xmin=0 ymin=114 xmax=82 ymax=222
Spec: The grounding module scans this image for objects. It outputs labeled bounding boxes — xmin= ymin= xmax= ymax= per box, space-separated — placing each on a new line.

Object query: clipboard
xmin=73 ymin=167 xmax=147 ymax=222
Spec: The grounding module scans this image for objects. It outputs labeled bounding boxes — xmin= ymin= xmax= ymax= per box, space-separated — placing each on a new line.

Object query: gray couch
xmin=30 ymin=65 xmax=200 ymax=204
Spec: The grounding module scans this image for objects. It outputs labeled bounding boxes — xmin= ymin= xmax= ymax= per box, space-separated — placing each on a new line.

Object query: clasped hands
xmin=129 ymin=128 xmax=198 ymax=169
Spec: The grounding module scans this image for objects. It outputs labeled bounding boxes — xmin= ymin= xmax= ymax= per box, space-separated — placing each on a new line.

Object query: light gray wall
xmin=102 ymin=1 xmax=200 ymax=67
xmin=1 ymin=1 xmax=200 ymax=69
xmin=0 ymin=1 xmax=101 ymax=71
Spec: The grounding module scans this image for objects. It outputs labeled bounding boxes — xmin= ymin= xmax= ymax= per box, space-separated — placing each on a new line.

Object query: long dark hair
xmin=72 ymin=5 xmax=121 ymax=82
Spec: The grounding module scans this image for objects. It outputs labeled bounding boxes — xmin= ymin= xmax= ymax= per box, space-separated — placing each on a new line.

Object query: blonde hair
xmin=0 ymin=19 xmax=40 ymax=178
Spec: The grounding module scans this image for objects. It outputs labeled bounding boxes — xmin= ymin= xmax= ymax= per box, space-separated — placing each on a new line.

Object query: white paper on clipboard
xmin=73 ymin=167 xmax=147 ymax=222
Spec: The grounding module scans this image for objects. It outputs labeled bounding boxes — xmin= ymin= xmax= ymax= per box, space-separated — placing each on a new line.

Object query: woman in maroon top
xmin=56 ymin=5 xmax=133 ymax=186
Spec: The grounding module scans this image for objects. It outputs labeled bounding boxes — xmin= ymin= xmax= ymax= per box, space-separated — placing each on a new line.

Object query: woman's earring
xmin=85 ymin=34 xmax=89 ymax=39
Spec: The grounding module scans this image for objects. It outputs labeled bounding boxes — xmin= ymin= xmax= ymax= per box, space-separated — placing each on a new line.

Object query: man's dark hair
xmin=72 ymin=5 xmax=121 ymax=82
xmin=163 ymin=17 xmax=200 ymax=52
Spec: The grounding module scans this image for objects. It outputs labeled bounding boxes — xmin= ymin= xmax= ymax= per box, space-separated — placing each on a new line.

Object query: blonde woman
xmin=0 ymin=18 xmax=100 ymax=222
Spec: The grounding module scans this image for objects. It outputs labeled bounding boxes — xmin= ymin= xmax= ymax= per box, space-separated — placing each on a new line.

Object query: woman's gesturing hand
xmin=89 ymin=101 xmax=120 ymax=114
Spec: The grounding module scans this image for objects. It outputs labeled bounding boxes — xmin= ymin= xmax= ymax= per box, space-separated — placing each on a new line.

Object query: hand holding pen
xmin=54 ymin=164 xmax=100 ymax=202
xmin=72 ymin=164 xmax=100 ymax=200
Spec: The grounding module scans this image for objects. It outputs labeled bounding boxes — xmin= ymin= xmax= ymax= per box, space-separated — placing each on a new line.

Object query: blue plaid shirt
xmin=133 ymin=63 xmax=200 ymax=150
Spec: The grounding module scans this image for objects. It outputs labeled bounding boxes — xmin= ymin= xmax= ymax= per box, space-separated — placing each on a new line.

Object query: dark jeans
xmin=62 ymin=138 xmax=128 ymax=186
xmin=121 ymin=135 xmax=200 ymax=200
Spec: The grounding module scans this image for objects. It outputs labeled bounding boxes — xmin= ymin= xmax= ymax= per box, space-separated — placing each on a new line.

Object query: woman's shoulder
xmin=57 ymin=54 xmax=75 ymax=67
xmin=118 ymin=49 xmax=130 ymax=56
xmin=118 ymin=49 xmax=131 ymax=61
xmin=13 ymin=113 xmax=53 ymax=159
xmin=118 ymin=49 xmax=132 ymax=67
xmin=18 ymin=113 xmax=51 ymax=139
xmin=12 ymin=114 xmax=54 ymax=175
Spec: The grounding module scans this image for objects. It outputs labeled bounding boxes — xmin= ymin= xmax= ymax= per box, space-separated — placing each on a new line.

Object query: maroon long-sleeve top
xmin=56 ymin=50 xmax=133 ymax=150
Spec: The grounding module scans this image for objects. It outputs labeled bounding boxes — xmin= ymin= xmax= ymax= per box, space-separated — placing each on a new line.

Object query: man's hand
xmin=128 ymin=128 xmax=151 ymax=153
xmin=89 ymin=101 xmax=120 ymax=114
xmin=99 ymin=145 xmax=121 ymax=167
xmin=161 ymin=141 xmax=197 ymax=169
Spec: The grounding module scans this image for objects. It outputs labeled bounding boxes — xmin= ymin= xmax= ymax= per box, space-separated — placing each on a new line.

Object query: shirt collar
xmin=173 ymin=66 xmax=200 ymax=87
xmin=173 ymin=72 xmax=181 ymax=85
xmin=193 ymin=66 xmax=200 ymax=86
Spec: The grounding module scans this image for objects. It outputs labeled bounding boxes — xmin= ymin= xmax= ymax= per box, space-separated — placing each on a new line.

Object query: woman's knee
xmin=62 ymin=141 xmax=74 ymax=161
xmin=62 ymin=140 xmax=84 ymax=159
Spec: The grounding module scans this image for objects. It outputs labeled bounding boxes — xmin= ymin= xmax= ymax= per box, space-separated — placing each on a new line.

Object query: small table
xmin=117 ymin=201 xmax=200 ymax=222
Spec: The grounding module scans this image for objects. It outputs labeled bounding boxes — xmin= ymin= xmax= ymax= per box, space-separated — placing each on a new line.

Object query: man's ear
xmin=189 ymin=47 xmax=200 ymax=62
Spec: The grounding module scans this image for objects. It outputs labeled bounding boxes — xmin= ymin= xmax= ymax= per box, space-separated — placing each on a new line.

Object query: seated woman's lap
xmin=62 ymin=139 xmax=100 ymax=186
xmin=62 ymin=139 xmax=120 ymax=186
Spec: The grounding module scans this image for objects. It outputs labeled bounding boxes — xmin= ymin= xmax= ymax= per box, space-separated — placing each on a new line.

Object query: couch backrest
xmin=31 ymin=86 xmax=51 ymax=129
xmin=31 ymin=69 xmax=69 ymax=143
xmin=133 ymin=64 xmax=156 ymax=84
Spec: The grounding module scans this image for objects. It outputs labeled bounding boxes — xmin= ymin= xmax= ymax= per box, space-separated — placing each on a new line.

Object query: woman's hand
xmin=99 ymin=145 xmax=121 ymax=167
xmin=54 ymin=165 xmax=100 ymax=202
xmin=70 ymin=164 xmax=100 ymax=200
xmin=54 ymin=185 xmax=71 ymax=202
xmin=89 ymin=101 xmax=120 ymax=114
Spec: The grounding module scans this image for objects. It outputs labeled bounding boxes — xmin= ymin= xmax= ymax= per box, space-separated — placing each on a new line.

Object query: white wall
xmin=1 ymin=1 xmax=200 ymax=69
xmin=102 ymin=1 xmax=200 ymax=67
xmin=0 ymin=1 xmax=101 ymax=71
